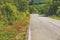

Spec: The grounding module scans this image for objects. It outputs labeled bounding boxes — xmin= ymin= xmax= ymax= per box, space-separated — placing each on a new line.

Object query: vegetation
xmin=0 ymin=0 xmax=60 ymax=40
xmin=0 ymin=0 xmax=30 ymax=40
xmin=29 ymin=0 xmax=60 ymax=20
xmin=49 ymin=15 xmax=60 ymax=20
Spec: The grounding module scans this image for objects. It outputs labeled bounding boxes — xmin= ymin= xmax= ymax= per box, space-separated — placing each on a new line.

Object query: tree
xmin=47 ymin=0 xmax=60 ymax=16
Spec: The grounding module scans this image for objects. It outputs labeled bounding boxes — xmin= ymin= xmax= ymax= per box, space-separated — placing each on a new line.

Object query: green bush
xmin=29 ymin=6 xmax=38 ymax=14
xmin=0 ymin=0 xmax=30 ymax=40
xmin=56 ymin=9 xmax=60 ymax=17
xmin=0 ymin=3 xmax=20 ymax=26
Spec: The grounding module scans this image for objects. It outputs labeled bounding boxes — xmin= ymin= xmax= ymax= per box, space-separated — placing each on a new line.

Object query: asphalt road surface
xmin=29 ymin=14 xmax=60 ymax=40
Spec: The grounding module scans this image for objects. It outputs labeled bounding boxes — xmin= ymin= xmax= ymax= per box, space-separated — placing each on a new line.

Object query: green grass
xmin=39 ymin=14 xmax=60 ymax=20
xmin=39 ymin=14 xmax=46 ymax=16
xmin=49 ymin=15 xmax=60 ymax=20
xmin=0 ymin=26 xmax=19 ymax=40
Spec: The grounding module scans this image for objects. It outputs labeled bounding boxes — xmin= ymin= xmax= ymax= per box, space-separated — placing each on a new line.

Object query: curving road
xmin=29 ymin=14 xmax=60 ymax=40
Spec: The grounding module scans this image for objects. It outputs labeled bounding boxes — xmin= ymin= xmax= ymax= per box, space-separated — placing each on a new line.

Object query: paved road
xmin=29 ymin=14 xmax=60 ymax=40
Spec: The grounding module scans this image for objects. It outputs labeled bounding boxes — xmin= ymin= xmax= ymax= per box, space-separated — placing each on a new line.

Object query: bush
xmin=56 ymin=9 xmax=60 ymax=17
xmin=0 ymin=1 xmax=30 ymax=40
xmin=0 ymin=3 xmax=30 ymax=40
xmin=0 ymin=3 xmax=20 ymax=26
xmin=29 ymin=6 xmax=38 ymax=14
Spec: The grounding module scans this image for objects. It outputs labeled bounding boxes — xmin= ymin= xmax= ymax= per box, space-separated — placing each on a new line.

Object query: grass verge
xmin=49 ymin=15 xmax=60 ymax=20
xmin=39 ymin=14 xmax=60 ymax=20
xmin=0 ymin=3 xmax=30 ymax=40
xmin=0 ymin=12 xmax=30 ymax=40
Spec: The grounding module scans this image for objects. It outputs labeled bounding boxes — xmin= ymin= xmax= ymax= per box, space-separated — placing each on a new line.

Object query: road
xmin=29 ymin=14 xmax=60 ymax=40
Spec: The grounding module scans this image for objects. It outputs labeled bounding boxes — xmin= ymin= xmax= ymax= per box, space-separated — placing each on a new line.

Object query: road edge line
xmin=28 ymin=27 xmax=31 ymax=40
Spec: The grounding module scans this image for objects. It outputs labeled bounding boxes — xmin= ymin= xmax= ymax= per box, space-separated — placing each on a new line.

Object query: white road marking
xmin=28 ymin=27 xmax=31 ymax=40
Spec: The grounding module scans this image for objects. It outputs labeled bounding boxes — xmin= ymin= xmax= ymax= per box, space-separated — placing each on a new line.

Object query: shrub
xmin=56 ymin=9 xmax=60 ymax=17
xmin=0 ymin=3 xmax=20 ymax=26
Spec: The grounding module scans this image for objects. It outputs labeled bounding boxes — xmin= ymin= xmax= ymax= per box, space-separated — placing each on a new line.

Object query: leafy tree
xmin=46 ymin=0 xmax=60 ymax=16
xmin=56 ymin=8 xmax=60 ymax=17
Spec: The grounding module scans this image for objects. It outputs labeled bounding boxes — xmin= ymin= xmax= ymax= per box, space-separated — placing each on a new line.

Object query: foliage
xmin=29 ymin=6 xmax=38 ymax=14
xmin=0 ymin=0 xmax=31 ymax=11
xmin=0 ymin=3 xmax=20 ymax=26
xmin=0 ymin=0 xmax=30 ymax=40
xmin=56 ymin=8 xmax=60 ymax=17
xmin=30 ymin=0 xmax=60 ymax=17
